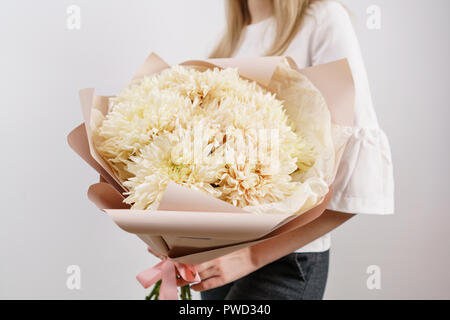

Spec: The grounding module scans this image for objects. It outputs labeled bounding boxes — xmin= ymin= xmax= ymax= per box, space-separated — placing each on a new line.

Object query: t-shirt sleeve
xmin=308 ymin=1 xmax=395 ymax=214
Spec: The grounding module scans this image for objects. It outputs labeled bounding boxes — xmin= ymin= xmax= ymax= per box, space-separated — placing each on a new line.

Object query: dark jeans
xmin=200 ymin=250 xmax=329 ymax=300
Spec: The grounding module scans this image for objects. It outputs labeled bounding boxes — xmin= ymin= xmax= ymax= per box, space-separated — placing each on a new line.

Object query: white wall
xmin=0 ymin=0 xmax=449 ymax=299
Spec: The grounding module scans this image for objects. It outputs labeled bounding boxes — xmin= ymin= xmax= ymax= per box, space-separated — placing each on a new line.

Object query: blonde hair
xmin=210 ymin=0 xmax=314 ymax=58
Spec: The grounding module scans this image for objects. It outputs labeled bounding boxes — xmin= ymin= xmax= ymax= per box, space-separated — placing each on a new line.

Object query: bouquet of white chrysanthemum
xmin=68 ymin=53 xmax=354 ymax=300
xmin=93 ymin=64 xmax=317 ymax=211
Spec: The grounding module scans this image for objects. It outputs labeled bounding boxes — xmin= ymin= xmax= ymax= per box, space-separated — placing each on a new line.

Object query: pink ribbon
xmin=136 ymin=259 xmax=201 ymax=300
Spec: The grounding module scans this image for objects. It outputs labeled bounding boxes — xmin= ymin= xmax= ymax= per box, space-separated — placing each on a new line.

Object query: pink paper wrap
xmin=67 ymin=53 xmax=354 ymax=298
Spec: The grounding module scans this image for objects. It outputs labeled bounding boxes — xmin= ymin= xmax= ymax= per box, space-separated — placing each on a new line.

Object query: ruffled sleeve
xmin=307 ymin=1 xmax=395 ymax=214
xmin=328 ymin=127 xmax=394 ymax=214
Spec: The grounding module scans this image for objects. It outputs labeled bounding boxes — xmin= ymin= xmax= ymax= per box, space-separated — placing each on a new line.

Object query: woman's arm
xmin=181 ymin=210 xmax=354 ymax=291
xmin=250 ymin=210 xmax=354 ymax=268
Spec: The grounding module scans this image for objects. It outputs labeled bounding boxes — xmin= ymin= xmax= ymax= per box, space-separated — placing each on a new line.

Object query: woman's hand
xmin=177 ymin=247 xmax=258 ymax=292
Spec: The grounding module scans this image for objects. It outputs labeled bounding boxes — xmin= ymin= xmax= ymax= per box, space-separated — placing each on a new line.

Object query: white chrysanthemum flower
xmin=122 ymin=129 xmax=226 ymax=210
xmin=95 ymin=64 xmax=316 ymax=210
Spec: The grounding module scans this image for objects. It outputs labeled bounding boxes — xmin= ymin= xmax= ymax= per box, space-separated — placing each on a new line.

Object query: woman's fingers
xmin=176 ymin=278 xmax=190 ymax=287
xmin=197 ymin=266 xmax=218 ymax=282
xmin=143 ymin=249 xmax=225 ymax=290
xmin=191 ymin=276 xmax=223 ymax=292
xmin=176 ymin=264 xmax=217 ymax=287
xmin=194 ymin=261 xmax=214 ymax=274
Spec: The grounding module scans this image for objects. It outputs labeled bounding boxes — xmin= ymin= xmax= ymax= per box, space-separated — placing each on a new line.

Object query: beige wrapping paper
xmin=67 ymin=53 xmax=354 ymax=264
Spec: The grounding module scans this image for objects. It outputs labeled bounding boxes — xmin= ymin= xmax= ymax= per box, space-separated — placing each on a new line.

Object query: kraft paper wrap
xmin=67 ymin=53 xmax=354 ymax=264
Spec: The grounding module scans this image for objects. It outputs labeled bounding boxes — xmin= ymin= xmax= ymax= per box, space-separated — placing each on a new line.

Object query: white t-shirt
xmin=232 ymin=0 xmax=395 ymax=252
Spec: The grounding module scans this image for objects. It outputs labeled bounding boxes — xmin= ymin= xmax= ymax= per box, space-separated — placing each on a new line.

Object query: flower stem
xmin=180 ymin=285 xmax=192 ymax=300
xmin=144 ymin=281 xmax=193 ymax=300
xmin=145 ymin=279 xmax=162 ymax=300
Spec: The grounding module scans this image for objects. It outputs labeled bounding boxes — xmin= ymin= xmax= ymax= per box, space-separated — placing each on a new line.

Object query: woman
xmin=176 ymin=0 xmax=394 ymax=300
